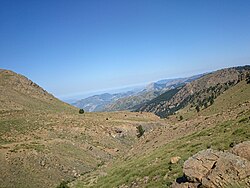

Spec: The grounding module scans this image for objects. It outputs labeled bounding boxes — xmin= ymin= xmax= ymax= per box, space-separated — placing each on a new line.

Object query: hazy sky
xmin=1 ymin=0 xmax=250 ymax=99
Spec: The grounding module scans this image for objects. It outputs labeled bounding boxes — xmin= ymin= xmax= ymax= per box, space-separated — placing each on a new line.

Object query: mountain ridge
xmin=136 ymin=66 xmax=250 ymax=117
xmin=73 ymin=74 xmax=204 ymax=112
xmin=0 ymin=69 xmax=75 ymax=113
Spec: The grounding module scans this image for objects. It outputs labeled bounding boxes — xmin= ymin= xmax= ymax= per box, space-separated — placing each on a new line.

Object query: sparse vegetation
xmin=136 ymin=125 xmax=145 ymax=138
xmin=1 ymin=67 xmax=250 ymax=188
xmin=92 ymin=112 xmax=250 ymax=187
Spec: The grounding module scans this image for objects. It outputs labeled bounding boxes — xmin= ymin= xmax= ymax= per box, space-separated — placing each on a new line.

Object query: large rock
xmin=183 ymin=149 xmax=220 ymax=182
xmin=173 ymin=141 xmax=250 ymax=188
xmin=231 ymin=141 xmax=250 ymax=161
xmin=201 ymin=151 xmax=250 ymax=187
xmin=171 ymin=182 xmax=200 ymax=188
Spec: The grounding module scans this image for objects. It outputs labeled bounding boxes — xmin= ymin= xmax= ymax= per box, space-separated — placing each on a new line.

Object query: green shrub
xmin=136 ymin=125 xmax=145 ymax=138
xmin=57 ymin=181 xmax=69 ymax=188
xmin=79 ymin=109 xmax=84 ymax=114
xmin=195 ymin=106 xmax=200 ymax=112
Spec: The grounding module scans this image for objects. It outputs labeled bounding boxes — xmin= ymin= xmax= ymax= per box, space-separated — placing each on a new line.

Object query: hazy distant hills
xmin=72 ymin=91 xmax=136 ymax=112
xmin=145 ymin=74 xmax=204 ymax=92
xmin=72 ymin=74 xmax=204 ymax=112
xmin=136 ymin=66 xmax=250 ymax=117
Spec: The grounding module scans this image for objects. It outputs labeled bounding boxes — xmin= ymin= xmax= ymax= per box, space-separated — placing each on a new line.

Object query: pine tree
xmin=79 ymin=109 xmax=84 ymax=114
xmin=136 ymin=125 xmax=145 ymax=138
xmin=195 ymin=106 xmax=200 ymax=112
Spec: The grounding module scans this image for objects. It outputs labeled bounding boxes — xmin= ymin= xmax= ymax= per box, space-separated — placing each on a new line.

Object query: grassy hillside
xmin=1 ymin=68 xmax=249 ymax=188
xmin=0 ymin=70 xmax=75 ymax=113
xmin=71 ymin=80 xmax=250 ymax=187
xmin=0 ymin=111 xmax=162 ymax=188
xmin=0 ymin=69 xmax=164 ymax=188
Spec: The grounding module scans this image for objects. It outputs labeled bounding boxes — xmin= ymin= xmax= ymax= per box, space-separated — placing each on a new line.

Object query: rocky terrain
xmin=70 ymin=72 xmax=250 ymax=187
xmin=0 ymin=69 xmax=162 ymax=188
xmin=0 ymin=66 xmax=249 ymax=188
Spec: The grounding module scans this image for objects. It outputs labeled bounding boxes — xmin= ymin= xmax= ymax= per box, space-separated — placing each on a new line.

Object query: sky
xmin=1 ymin=0 xmax=250 ymax=100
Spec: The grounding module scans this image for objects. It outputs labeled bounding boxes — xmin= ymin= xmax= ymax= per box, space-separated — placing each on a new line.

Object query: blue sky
xmin=1 ymin=0 xmax=250 ymax=99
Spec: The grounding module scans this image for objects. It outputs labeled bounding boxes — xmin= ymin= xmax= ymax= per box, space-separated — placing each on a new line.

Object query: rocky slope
xmin=70 ymin=77 xmax=250 ymax=187
xmin=0 ymin=69 xmax=162 ymax=188
xmin=1 ymin=67 xmax=249 ymax=188
xmin=0 ymin=69 xmax=74 ymax=113
xmin=136 ymin=66 xmax=250 ymax=118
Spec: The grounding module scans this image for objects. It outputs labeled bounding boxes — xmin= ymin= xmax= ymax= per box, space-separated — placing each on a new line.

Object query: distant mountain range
xmin=135 ymin=65 xmax=250 ymax=117
xmin=72 ymin=91 xmax=136 ymax=112
xmin=72 ymin=74 xmax=204 ymax=112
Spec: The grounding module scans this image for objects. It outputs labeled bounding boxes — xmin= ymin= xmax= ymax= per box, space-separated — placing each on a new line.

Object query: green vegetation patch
xmin=89 ymin=112 xmax=250 ymax=188
xmin=10 ymin=142 xmax=45 ymax=153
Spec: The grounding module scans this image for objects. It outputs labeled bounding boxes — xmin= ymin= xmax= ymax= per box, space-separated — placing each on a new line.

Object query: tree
xmin=210 ymin=97 xmax=214 ymax=105
xmin=246 ymin=73 xmax=250 ymax=84
xmin=79 ymin=109 xmax=84 ymax=114
xmin=195 ymin=106 xmax=200 ymax=113
xmin=179 ymin=115 xmax=183 ymax=121
xmin=136 ymin=125 xmax=145 ymax=138
xmin=57 ymin=181 xmax=69 ymax=188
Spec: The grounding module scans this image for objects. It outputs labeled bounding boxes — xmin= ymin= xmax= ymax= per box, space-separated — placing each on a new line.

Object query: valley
xmin=71 ymin=79 xmax=250 ymax=188
xmin=0 ymin=66 xmax=249 ymax=188
xmin=2 ymin=1 xmax=250 ymax=187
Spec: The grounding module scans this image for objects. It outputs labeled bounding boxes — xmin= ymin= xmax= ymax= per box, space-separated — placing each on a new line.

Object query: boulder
xmin=173 ymin=141 xmax=250 ymax=188
xmin=171 ymin=182 xmax=200 ymax=188
xmin=183 ymin=149 xmax=220 ymax=182
xmin=231 ymin=141 xmax=250 ymax=161
xmin=201 ymin=151 xmax=250 ymax=187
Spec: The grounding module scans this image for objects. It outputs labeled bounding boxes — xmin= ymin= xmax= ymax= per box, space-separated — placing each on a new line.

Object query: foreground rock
xmin=172 ymin=141 xmax=250 ymax=188
xmin=231 ymin=141 xmax=250 ymax=161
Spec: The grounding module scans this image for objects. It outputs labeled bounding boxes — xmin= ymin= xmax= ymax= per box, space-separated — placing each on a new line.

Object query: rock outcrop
xmin=172 ymin=141 xmax=250 ymax=188
xmin=231 ymin=141 xmax=250 ymax=161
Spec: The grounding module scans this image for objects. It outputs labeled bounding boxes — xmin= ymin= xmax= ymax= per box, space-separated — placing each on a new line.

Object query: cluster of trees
xmin=193 ymin=81 xmax=236 ymax=113
xmin=194 ymin=94 xmax=214 ymax=112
